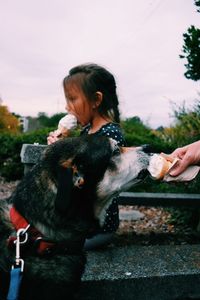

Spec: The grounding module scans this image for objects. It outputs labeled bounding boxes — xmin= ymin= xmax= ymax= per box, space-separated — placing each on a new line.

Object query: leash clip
xmin=13 ymin=225 xmax=30 ymax=272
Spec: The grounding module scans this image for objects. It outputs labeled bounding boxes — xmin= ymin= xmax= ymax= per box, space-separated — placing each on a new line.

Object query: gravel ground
xmin=113 ymin=205 xmax=200 ymax=247
xmin=1 ymin=177 xmax=200 ymax=247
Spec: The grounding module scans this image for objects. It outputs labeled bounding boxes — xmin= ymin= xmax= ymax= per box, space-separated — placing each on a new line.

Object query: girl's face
xmin=64 ymin=84 xmax=95 ymax=126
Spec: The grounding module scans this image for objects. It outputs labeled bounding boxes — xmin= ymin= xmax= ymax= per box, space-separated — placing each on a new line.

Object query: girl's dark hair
xmin=63 ymin=63 xmax=120 ymax=123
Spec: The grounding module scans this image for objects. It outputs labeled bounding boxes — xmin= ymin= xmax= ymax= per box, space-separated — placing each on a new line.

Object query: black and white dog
xmin=0 ymin=135 xmax=150 ymax=300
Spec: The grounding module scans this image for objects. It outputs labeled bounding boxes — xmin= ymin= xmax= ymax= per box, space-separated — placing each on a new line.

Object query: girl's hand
xmin=47 ymin=130 xmax=60 ymax=145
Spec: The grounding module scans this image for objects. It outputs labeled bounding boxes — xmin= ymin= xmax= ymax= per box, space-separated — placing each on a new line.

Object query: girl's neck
xmin=88 ymin=115 xmax=111 ymax=134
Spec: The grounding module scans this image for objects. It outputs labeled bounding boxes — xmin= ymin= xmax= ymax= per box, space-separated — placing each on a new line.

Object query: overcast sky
xmin=0 ymin=0 xmax=200 ymax=128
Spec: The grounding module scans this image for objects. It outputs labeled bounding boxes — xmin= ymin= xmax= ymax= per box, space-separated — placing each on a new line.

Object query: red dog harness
xmin=8 ymin=207 xmax=55 ymax=255
xmin=8 ymin=207 xmax=84 ymax=256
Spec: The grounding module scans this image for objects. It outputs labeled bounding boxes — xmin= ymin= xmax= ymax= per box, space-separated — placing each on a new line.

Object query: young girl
xmin=48 ymin=63 xmax=126 ymax=250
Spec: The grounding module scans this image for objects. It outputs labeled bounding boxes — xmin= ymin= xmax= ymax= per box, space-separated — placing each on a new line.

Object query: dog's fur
xmin=0 ymin=135 xmax=150 ymax=300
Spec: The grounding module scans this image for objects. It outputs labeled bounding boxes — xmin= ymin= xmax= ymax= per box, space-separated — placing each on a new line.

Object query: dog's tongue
xmin=163 ymin=164 xmax=200 ymax=182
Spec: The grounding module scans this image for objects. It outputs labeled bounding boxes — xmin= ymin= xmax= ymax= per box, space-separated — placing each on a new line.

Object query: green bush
xmin=0 ymin=128 xmax=51 ymax=180
xmin=158 ymin=100 xmax=200 ymax=148
xmin=166 ymin=207 xmax=200 ymax=228
xmin=131 ymin=174 xmax=200 ymax=194
xmin=121 ymin=117 xmax=172 ymax=153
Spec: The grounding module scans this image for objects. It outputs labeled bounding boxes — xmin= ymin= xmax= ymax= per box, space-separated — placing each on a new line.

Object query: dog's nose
xmin=140 ymin=144 xmax=153 ymax=154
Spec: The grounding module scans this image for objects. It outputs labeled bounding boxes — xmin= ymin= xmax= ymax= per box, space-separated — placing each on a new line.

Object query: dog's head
xmin=43 ymin=135 xmax=150 ymax=225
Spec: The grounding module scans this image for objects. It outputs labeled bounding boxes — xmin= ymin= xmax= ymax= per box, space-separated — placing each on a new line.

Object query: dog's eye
xmin=112 ymin=146 xmax=120 ymax=156
xmin=78 ymin=164 xmax=84 ymax=170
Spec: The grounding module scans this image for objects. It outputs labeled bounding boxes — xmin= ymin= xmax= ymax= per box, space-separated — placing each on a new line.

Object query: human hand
xmin=169 ymin=140 xmax=200 ymax=176
xmin=47 ymin=130 xmax=61 ymax=145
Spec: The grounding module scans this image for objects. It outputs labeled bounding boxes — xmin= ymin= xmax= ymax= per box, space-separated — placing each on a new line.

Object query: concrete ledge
xmin=20 ymin=144 xmax=46 ymax=164
xmin=20 ymin=144 xmax=47 ymax=174
xmin=80 ymin=244 xmax=200 ymax=300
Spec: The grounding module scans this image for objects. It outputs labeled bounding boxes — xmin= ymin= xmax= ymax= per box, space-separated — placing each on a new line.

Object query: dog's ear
xmin=55 ymin=166 xmax=73 ymax=214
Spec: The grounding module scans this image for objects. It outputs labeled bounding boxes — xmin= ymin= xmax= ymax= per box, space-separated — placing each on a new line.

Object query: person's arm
xmin=169 ymin=140 xmax=200 ymax=176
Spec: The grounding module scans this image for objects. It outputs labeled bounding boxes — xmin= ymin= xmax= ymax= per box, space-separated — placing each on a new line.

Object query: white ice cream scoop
xmin=58 ymin=114 xmax=77 ymax=130
xmin=148 ymin=153 xmax=200 ymax=182
xmin=53 ymin=114 xmax=78 ymax=138
xmin=148 ymin=154 xmax=174 ymax=180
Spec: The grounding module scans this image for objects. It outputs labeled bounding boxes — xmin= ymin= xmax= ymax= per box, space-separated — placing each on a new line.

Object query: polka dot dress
xmin=81 ymin=123 xmax=126 ymax=233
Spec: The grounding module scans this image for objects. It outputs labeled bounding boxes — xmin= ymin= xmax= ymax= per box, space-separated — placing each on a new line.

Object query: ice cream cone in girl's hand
xmin=47 ymin=114 xmax=77 ymax=145
xmin=55 ymin=114 xmax=78 ymax=138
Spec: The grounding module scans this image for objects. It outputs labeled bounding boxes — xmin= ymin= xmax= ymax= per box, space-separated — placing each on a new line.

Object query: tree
xmin=195 ymin=0 xmax=200 ymax=12
xmin=0 ymin=104 xmax=20 ymax=133
xmin=37 ymin=112 xmax=66 ymax=128
xmin=157 ymin=99 xmax=200 ymax=147
xmin=180 ymin=1 xmax=200 ymax=81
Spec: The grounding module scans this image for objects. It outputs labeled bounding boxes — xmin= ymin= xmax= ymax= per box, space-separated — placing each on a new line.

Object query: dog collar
xmin=10 ymin=206 xmax=31 ymax=231
xmin=8 ymin=207 xmax=84 ymax=256
xmin=8 ymin=207 xmax=55 ymax=255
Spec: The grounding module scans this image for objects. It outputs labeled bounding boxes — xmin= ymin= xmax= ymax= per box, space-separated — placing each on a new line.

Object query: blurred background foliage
xmin=0 ymin=104 xmax=20 ymax=134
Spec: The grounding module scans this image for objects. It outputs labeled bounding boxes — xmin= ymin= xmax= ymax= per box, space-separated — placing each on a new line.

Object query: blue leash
xmin=7 ymin=268 xmax=22 ymax=300
xmin=6 ymin=227 xmax=29 ymax=300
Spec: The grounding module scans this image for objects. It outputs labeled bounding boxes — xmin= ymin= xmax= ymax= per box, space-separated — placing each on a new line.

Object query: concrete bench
xmin=80 ymin=244 xmax=200 ymax=300
xmin=20 ymin=143 xmax=47 ymax=174
xmin=20 ymin=144 xmax=200 ymax=300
